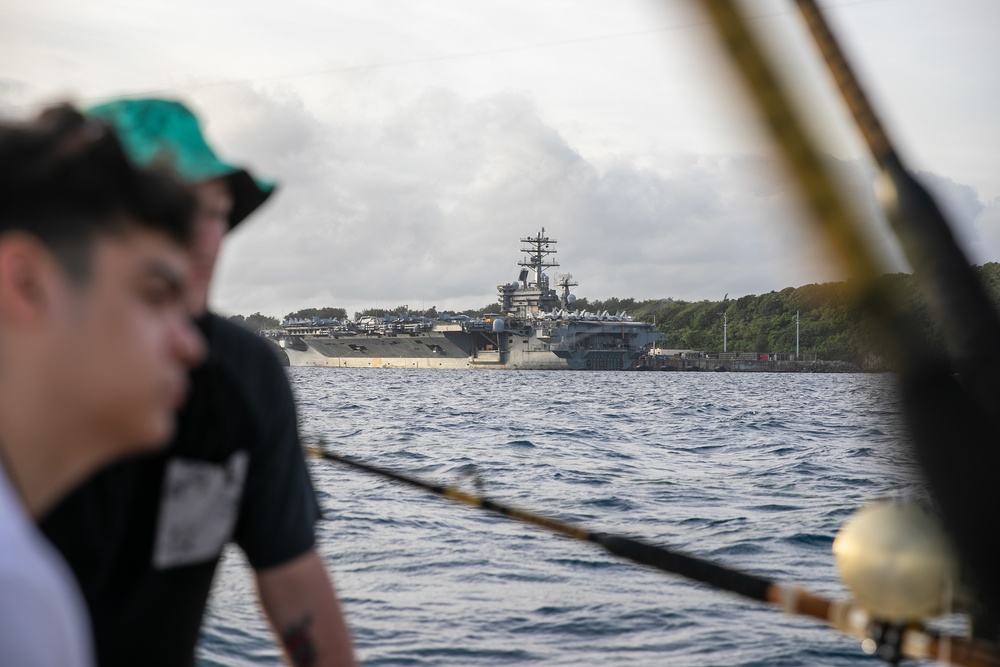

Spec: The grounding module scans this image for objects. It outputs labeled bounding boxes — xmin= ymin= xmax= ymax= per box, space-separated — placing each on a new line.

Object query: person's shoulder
xmin=0 ymin=525 xmax=72 ymax=603
xmin=0 ymin=492 xmax=88 ymax=633
xmin=0 ymin=470 xmax=39 ymax=558
xmin=205 ymin=313 xmax=275 ymax=352
xmin=0 ymin=497 xmax=33 ymax=569
xmin=201 ymin=314 xmax=294 ymax=415
xmin=204 ymin=314 xmax=285 ymax=373
xmin=0 ymin=521 xmax=93 ymax=667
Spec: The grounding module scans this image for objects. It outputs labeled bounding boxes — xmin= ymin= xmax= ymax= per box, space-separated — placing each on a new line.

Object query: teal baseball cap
xmin=86 ymin=98 xmax=276 ymax=228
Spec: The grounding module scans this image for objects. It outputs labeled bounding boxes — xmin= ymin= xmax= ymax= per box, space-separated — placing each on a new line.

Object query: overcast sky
xmin=2 ymin=0 xmax=998 ymax=318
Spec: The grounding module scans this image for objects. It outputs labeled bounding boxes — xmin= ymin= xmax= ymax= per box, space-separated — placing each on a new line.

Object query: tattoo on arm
xmin=281 ymin=613 xmax=317 ymax=667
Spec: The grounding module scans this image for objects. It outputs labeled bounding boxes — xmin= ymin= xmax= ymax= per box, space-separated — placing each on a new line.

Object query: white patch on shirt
xmin=152 ymin=452 xmax=248 ymax=569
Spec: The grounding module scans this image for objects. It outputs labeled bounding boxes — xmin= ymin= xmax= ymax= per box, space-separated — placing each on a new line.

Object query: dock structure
xmin=635 ymin=350 xmax=859 ymax=373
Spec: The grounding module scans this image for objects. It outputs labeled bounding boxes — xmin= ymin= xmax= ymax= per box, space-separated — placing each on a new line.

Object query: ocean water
xmin=200 ymin=369 xmax=929 ymax=666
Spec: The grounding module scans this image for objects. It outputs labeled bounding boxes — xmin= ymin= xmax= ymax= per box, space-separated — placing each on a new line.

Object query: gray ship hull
xmin=281 ymin=326 xmax=647 ymax=370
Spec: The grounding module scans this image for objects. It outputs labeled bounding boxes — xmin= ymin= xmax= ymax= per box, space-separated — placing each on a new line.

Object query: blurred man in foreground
xmin=42 ymin=99 xmax=357 ymax=667
xmin=0 ymin=106 xmax=204 ymax=666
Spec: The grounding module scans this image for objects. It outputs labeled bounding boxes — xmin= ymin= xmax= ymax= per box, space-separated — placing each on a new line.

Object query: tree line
xmin=228 ymin=263 xmax=1000 ymax=369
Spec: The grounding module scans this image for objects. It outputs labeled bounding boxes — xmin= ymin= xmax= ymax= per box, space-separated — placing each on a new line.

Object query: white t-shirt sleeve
xmin=0 ymin=569 xmax=94 ymax=667
xmin=0 ymin=465 xmax=94 ymax=667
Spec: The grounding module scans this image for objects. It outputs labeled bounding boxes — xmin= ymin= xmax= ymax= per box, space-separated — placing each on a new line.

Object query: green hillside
xmin=589 ymin=263 xmax=1000 ymax=370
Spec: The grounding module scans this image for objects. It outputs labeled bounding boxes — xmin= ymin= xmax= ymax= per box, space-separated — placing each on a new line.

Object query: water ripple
xmin=202 ymin=370 xmax=914 ymax=666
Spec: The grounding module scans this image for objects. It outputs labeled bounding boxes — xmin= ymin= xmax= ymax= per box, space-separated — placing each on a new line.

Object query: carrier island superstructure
xmin=278 ymin=230 xmax=662 ymax=370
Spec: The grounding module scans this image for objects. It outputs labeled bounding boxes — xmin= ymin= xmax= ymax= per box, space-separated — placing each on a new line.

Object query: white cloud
xmin=976 ymin=200 xmax=1000 ymax=261
xmin=210 ymin=85 xmax=978 ymax=318
xmin=3 ymin=0 xmax=995 ymax=319
xmin=915 ymin=171 xmax=991 ymax=262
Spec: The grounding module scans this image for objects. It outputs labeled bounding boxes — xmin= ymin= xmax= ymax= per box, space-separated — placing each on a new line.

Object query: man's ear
xmin=0 ymin=232 xmax=62 ymax=327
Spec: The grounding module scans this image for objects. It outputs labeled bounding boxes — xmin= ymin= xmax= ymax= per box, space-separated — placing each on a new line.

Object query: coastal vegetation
xmin=286 ymin=307 xmax=348 ymax=321
xmin=227 ymin=312 xmax=280 ymax=333
xmin=228 ymin=264 xmax=1000 ymax=370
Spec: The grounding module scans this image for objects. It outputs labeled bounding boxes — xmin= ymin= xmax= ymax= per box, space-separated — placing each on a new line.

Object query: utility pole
xmin=718 ymin=311 xmax=727 ymax=353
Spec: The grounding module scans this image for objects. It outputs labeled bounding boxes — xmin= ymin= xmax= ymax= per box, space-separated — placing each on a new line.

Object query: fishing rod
xmin=697 ymin=0 xmax=1000 ymax=641
xmin=308 ymin=445 xmax=1000 ymax=666
xmin=786 ymin=0 xmax=1000 ymax=631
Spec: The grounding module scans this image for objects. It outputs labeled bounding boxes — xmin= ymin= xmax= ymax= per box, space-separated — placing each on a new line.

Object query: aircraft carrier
xmin=279 ymin=230 xmax=662 ymax=370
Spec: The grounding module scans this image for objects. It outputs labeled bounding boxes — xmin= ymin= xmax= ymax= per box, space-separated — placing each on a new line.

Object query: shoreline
xmin=636 ymin=357 xmax=865 ymax=373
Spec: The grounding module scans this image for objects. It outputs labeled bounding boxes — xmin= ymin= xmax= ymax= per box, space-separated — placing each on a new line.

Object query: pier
xmin=634 ymin=351 xmax=860 ymax=373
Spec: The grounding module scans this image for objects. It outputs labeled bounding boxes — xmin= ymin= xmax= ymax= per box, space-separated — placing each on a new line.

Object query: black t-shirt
xmin=41 ymin=314 xmax=320 ymax=667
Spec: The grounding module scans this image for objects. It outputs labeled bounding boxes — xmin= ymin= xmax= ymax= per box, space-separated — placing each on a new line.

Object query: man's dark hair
xmin=0 ymin=104 xmax=196 ymax=281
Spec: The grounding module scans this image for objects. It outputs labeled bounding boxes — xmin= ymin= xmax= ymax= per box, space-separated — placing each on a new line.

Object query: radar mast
xmin=519 ymin=228 xmax=558 ymax=290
